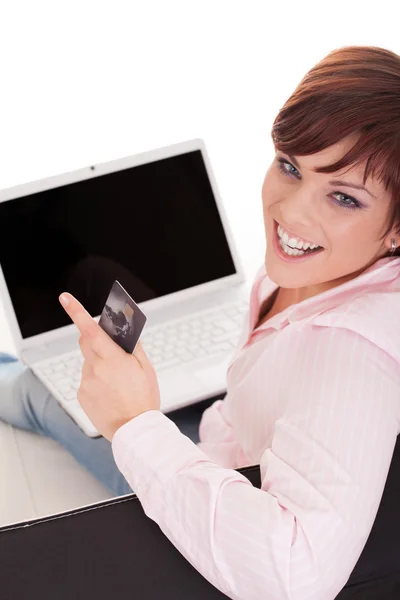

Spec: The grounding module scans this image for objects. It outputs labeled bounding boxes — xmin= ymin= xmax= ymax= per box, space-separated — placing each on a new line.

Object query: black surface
xmin=0 ymin=434 xmax=398 ymax=598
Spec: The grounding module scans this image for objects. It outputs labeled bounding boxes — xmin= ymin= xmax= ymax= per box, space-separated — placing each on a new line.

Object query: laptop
xmin=0 ymin=139 xmax=251 ymax=437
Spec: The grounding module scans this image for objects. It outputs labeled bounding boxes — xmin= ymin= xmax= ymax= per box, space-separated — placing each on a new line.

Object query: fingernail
xmin=60 ymin=294 xmax=69 ymax=307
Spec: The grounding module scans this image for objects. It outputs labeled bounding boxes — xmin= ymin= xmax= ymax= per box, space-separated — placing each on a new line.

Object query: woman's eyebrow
xmin=286 ymin=153 xmax=376 ymax=198
xmin=328 ymin=179 xmax=376 ymax=198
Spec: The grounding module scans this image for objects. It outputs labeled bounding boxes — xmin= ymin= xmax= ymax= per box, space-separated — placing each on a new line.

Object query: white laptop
xmin=0 ymin=139 xmax=251 ymax=437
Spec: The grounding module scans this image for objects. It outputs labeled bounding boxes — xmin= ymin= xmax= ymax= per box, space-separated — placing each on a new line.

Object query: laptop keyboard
xmin=34 ymin=299 xmax=249 ymax=403
xmin=141 ymin=299 xmax=248 ymax=369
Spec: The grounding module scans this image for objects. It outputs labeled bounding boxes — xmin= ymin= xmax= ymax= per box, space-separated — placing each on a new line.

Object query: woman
xmin=1 ymin=45 xmax=400 ymax=599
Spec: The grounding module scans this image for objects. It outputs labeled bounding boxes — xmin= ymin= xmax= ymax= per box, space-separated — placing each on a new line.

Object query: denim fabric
xmin=0 ymin=352 xmax=208 ymax=496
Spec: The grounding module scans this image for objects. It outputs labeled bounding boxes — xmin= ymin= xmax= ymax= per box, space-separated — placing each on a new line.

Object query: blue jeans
xmin=0 ymin=352 xmax=208 ymax=497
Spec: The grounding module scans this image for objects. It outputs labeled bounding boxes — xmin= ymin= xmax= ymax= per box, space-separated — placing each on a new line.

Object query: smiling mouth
xmin=274 ymin=220 xmax=324 ymax=258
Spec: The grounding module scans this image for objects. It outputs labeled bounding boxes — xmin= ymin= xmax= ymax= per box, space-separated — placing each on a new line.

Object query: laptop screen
xmin=0 ymin=150 xmax=237 ymax=339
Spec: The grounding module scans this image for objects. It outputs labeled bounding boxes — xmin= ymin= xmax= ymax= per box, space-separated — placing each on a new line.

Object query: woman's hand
xmin=59 ymin=292 xmax=160 ymax=441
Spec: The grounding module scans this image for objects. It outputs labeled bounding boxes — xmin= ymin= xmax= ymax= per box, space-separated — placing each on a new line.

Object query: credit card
xmin=98 ymin=280 xmax=147 ymax=354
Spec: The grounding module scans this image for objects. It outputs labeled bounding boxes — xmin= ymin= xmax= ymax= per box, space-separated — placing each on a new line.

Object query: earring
xmin=390 ymin=238 xmax=397 ymax=255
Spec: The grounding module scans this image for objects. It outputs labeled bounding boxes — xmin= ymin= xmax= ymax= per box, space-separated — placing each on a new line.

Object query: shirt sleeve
xmin=111 ymin=325 xmax=400 ymax=600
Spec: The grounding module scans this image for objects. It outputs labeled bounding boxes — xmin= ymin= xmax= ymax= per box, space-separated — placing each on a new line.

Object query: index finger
xmin=59 ymin=292 xmax=122 ymax=360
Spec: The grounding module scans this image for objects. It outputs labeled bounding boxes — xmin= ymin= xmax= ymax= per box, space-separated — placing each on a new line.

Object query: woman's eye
xmin=331 ymin=192 xmax=361 ymax=210
xmin=277 ymin=158 xmax=300 ymax=178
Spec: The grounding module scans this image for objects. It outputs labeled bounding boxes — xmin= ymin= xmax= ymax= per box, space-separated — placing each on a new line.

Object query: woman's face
xmin=262 ymin=135 xmax=396 ymax=293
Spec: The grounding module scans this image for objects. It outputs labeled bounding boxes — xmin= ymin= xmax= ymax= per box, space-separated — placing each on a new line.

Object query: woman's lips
xmin=272 ymin=220 xmax=324 ymax=263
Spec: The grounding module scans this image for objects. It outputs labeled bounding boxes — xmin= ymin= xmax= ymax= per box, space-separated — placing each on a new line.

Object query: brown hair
xmin=271 ymin=46 xmax=400 ymax=256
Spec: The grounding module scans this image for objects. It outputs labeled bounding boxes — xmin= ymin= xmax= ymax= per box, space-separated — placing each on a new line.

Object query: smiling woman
xmin=259 ymin=47 xmax=400 ymax=307
xmin=1 ymin=45 xmax=400 ymax=600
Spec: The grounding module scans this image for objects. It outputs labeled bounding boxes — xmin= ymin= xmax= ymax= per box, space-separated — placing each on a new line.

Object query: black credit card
xmin=98 ymin=280 xmax=147 ymax=354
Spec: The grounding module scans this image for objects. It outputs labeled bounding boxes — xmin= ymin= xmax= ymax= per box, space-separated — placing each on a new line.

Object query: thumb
xmin=133 ymin=340 xmax=149 ymax=367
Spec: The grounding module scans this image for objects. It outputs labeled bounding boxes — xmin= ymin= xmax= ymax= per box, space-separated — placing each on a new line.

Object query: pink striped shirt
xmin=112 ymin=256 xmax=400 ymax=600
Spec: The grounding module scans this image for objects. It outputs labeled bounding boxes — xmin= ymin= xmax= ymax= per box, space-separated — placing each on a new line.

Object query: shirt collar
xmin=256 ymin=256 xmax=400 ymax=327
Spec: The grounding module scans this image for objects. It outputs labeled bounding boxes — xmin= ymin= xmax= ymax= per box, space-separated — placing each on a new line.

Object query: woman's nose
xmin=279 ymin=188 xmax=317 ymax=228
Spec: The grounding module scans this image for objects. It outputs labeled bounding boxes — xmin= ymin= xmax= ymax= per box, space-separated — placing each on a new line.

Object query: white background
xmin=0 ymin=0 xmax=398 ymax=354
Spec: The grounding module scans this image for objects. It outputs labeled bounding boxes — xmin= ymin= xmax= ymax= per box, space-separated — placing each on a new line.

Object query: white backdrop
xmin=0 ymin=0 xmax=398 ymax=354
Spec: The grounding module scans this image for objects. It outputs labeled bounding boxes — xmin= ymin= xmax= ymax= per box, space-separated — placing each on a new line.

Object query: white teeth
xmin=279 ymin=238 xmax=305 ymax=256
xmin=277 ymin=223 xmax=319 ymax=251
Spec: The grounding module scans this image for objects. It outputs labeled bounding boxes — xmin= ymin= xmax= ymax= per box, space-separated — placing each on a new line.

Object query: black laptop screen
xmin=0 ymin=150 xmax=236 ymax=339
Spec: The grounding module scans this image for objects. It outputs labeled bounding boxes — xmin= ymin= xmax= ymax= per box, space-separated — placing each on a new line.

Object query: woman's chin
xmin=264 ymin=247 xmax=315 ymax=289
